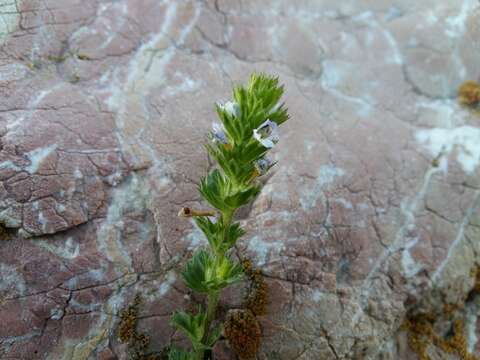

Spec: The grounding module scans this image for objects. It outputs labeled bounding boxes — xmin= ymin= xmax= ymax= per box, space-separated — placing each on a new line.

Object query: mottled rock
xmin=0 ymin=0 xmax=479 ymax=359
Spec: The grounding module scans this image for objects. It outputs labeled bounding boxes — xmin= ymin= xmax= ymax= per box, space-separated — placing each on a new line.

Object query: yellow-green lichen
xmin=402 ymin=267 xmax=480 ymax=360
xmin=70 ymin=329 xmax=109 ymax=360
xmin=459 ymin=80 xmax=480 ymax=108
xmin=242 ymin=259 xmax=268 ymax=316
xmin=470 ymin=267 xmax=480 ymax=294
xmin=117 ymin=294 xmax=161 ymax=360
xmin=403 ymin=314 xmax=478 ymax=360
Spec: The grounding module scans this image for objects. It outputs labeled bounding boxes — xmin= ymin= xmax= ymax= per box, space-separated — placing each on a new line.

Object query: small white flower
xmin=218 ymin=100 xmax=241 ymax=118
xmin=254 ymin=157 xmax=274 ymax=175
xmin=253 ymin=120 xmax=279 ymax=148
xmin=211 ymin=122 xmax=228 ymax=144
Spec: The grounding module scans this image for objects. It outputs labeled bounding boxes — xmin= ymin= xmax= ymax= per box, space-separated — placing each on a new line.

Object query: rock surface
xmin=0 ymin=0 xmax=480 ymax=359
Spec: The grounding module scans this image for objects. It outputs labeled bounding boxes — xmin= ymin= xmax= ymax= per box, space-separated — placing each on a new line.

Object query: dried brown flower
xmin=224 ymin=309 xmax=262 ymax=360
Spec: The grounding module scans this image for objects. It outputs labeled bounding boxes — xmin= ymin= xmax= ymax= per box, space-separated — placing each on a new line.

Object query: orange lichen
xmin=458 ymin=80 xmax=480 ymax=107
xmin=242 ymin=259 xmax=268 ymax=316
xmin=224 ymin=309 xmax=261 ymax=360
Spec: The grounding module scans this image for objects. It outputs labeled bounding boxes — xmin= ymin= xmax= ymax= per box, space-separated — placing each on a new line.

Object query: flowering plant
xmin=169 ymin=73 xmax=289 ymax=360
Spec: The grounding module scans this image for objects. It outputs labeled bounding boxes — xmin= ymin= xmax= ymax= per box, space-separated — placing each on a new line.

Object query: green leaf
xmin=208 ymin=255 xmax=244 ymax=289
xmin=194 ymin=217 xmax=246 ymax=254
xmin=214 ymin=73 xmax=288 ymax=148
xmin=225 ymin=222 xmax=246 ymax=249
xmin=182 ymin=250 xmax=212 ymax=293
xmin=268 ymin=102 xmax=289 ymax=126
xmin=239 ymin=139 xmax=269 ymax=165
xmin=247 ymin=73 xmax=285 ymax=113
xmin=182 ymin=250 xmax=244 ymax=293
xmin=206 ymin=324 xmax=223 ymax=347
xmin=224 ymin=185 xmax=261 ymax=209
xmin=194 ymin=216 xmax=220 ymax=251
xmin=205 ymin=143 xmax=237 ymax=182
xmin=199 ymin=168 xmax=261 ymax=211
xmin=168 ymin=346 xmax=195 ymax=360
xmin=199 ymin=169 xmax=232 ymax=212
xmin=216 ymin=104 xmax=244 ymax=145
xmin=171 ymin=310 xmax=206 ymax=348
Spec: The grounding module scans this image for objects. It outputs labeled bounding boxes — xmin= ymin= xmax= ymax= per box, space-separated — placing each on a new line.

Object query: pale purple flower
xmin=218 ymin=100 xmax=241 ymax=118
xmin=254 ymin=157 xmax=274 ymax=175
xmin=253 ymin=120 xmax=279 ymax=148
xmin=212 ymin=122 xmax=228 ymax=144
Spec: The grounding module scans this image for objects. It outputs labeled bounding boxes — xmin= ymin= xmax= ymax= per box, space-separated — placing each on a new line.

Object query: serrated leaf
xmin=182 ymin=250 xmax=244 ymax=293
xmin=225 ymin=222 xmax=246 ymax=249
xmin=168 ymin=346 xmax=195 ymax=360
xmin=182 ymin=250 xmax=212 ymax=293
xmin=206 ymin=324 xmax=223 ymax=347
xmin=224 ymin=185 xmax=261 ymax=209
xmin=194 ymin=217 xmax=246 ymax=254
xmin=198 ymin=169 xmax=232 ymax=212
xmin=171 ymin=310 xmax=206 ymax=347
xmin=194 ymin=217 xmax=222 ymax=253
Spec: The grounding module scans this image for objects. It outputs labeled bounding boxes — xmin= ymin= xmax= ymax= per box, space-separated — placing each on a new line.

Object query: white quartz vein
xmin=432 ymin=190 xmax=480 ymax=282
xmin=351 ymin=165 xmax=442 ymax=325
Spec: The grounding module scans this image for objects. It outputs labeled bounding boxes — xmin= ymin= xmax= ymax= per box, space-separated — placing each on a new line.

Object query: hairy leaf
xmin=182 ymin=250 xmax=244 ymax=293
xmin=168 ymin=346 xmax=195 ymax=360
xmin=171 ymin=311 xmax=206 ymax=349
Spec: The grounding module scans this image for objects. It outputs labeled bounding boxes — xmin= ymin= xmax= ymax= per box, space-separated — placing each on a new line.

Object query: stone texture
xmin=0 ymin=0 xmax=479 ymax=359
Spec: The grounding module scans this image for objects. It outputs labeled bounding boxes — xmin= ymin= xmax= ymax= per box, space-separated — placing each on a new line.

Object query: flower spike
xmin=171 ymin=73 xmax=289 ymax=360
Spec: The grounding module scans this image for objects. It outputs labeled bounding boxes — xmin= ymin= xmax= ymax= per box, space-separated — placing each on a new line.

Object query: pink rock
xmin=0 ymin=1 xmax=479 ymax=359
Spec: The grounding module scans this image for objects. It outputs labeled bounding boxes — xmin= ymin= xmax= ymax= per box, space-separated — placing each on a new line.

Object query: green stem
xmin=206 ymin=291 xmax=220 ymax=325
xmin=221 ymin=210 xmax=233 ymax=252
xmin=195 ymin=209 xmax=234 ymax=360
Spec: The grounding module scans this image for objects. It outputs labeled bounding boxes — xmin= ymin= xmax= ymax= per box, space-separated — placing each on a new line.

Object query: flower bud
xmin=218 ymin=100 xmax=241 ymax=118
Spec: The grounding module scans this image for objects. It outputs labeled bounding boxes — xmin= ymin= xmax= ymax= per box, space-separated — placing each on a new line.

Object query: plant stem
xmin=195 ymin=209 xmax=234 ymax=360
xmin=206 ymin=291 xmax=220 ymax=325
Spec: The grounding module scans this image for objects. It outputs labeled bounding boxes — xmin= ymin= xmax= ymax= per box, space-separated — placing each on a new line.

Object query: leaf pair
xmin=199 ymin=169 xmax=260 ymax=212
xmin=171 ymin=311 xmax=222 ymax=353
xmin=194 ymin=217 xmax=245 ymax=255
xmin=206 ymin=138 xmax=269 ymax=187
xmin=167 ymin=346 xmax=194 ymax=360
xmin=182 ymin=250 xmax=244 ymax=293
